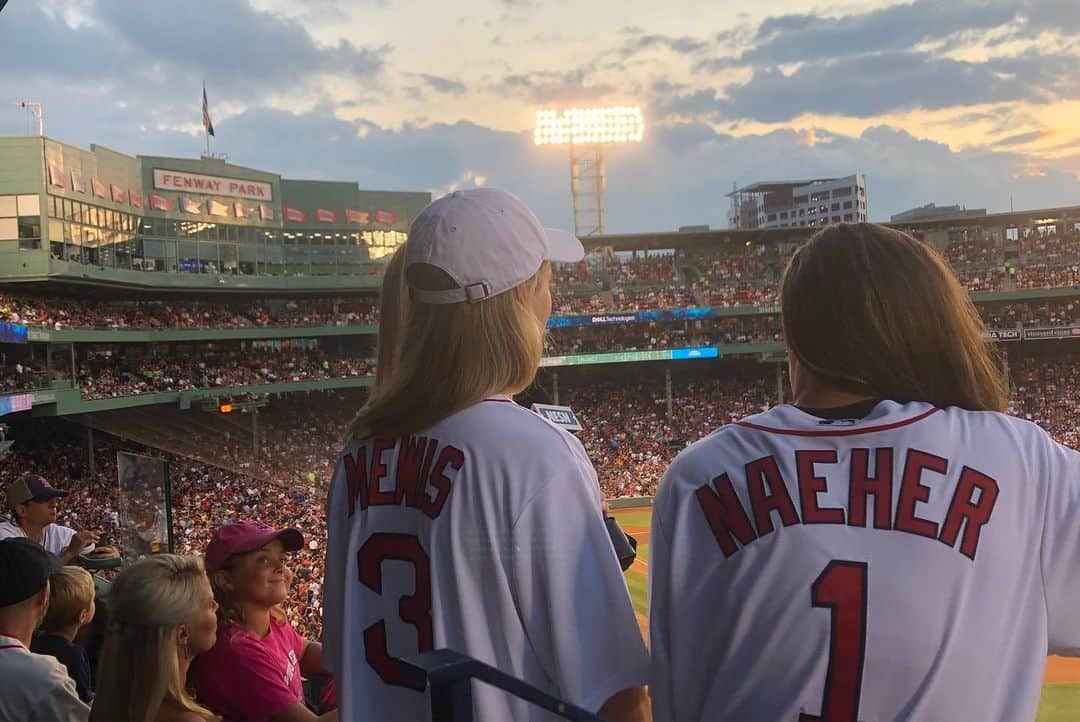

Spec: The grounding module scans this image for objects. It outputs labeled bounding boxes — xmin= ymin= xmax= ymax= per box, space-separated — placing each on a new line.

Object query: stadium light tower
xmin=534 ymin=106 xmax=644 ymax=237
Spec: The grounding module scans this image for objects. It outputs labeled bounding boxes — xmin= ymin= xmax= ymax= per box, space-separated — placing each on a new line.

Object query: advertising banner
xmin=0 ymin=322 xmax=28 ymax=344
xmin=547 ymin=306 xmax=715 ymax=328
xmin=91 ymin=178 xmax=107 ymax=198
xmin=180 ymin=197 xmax=203 ymax=214
xmin=986 ymin=328 xmax=1021 ymax=341
xmin=260 ymin=205 xmax=275 ymax=221
xmin=284 ymin=207 xmax=307 ymax=223
xmin=1023 ymin=325 xmax=1080 ymax=340
xmin=70 ymin=172 xmax=87 ymax=193
xmin=0 ymin=393 xmax=32 ymax=417
xmin=316 ymin=208 xmax=338 ymax=223
xmin=129 ymin=190 xmax=143 ymax=208
xmin=110 ymin=184 xmax=126 ymax=204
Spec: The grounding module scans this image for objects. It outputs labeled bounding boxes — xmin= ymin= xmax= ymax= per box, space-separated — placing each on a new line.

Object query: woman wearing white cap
xmin=323 ymin=188 xmax=650 ymax=722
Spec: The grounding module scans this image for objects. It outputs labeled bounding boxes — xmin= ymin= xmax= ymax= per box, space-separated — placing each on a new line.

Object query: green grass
xmin=621 ymin=515 xmax=1079 ymax=722
xmin=1037 ymin=684 xmax=1080 ymax=722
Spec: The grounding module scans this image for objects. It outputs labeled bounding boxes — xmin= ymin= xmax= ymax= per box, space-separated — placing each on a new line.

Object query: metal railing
xmin=403 ymin=649 xmax=606 ymax=722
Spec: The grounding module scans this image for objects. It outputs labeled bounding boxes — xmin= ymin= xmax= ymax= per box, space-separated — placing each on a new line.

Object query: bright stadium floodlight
xmin=534 ymin=106 xmax=644 ymax=237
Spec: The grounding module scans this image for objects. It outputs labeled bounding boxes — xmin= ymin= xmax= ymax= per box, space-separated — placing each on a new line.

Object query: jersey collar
xmin=735 ymin=400 xmax=940 ymax=437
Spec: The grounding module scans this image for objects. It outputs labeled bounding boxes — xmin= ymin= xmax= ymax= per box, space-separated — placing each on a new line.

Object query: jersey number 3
xmin=357 ymin=533 xmax=434 ymax=690
xmin=800 ymin=560 xmax=868 ymax=722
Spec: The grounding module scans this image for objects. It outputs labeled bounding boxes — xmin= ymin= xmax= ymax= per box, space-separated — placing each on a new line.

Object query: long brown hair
xmin=781 ymin=223 xmax=1008 ymax=411
xmin=373 ymin=243 xmax=409 ymax=391
xmin=349 ymin=262 xmax=547 ymax=439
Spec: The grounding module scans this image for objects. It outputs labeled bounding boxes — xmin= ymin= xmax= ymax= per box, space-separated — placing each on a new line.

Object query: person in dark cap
xmin=0 ymin=538 xmax=90 ymax=722
xmin=0 ymin=474 xmax=117 ymax=565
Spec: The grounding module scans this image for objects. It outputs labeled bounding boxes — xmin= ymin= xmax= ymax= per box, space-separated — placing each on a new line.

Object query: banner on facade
xmin=91 ymin=178 xmax=107 ymax=198
xmin=345 ymin=208 xmax=369 ymax=224
xmin=283 ymin=207 xmax=307 ymax=223
xmin=374 ymin=208 xmax=398 ymax=225
xmin=153 ymin=169 xmax=272 ymax=201
xmin=110 ymin=184 xmax=126 ymax=204
xmin=148 ymin=193 xmax=171 ymax=211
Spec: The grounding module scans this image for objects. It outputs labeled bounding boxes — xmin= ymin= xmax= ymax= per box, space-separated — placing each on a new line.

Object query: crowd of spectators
xmin=76 ymin=349 xmax=374 ymax=400
xmin=2 ymin=349 xmax=1079 ymax=646
xmin=1009 ymin=352 xmax=1080 ymax=449
xmin=981 ymin=299 xmax=1078 ymax=329
xmin=0 ymin=291 xmax=378 ymax=331
xmin=563 ymin=373 xmax=777 ymax=498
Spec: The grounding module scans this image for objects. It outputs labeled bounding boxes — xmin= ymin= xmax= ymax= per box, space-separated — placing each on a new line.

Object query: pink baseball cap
xmin=204 ymin=521 xmax=304 ymax=573
xmin=405 ymin=187 xmax=584 ymax=304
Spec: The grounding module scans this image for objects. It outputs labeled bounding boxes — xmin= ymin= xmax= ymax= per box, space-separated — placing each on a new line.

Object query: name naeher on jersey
xmin=342 ymin=436 xmax=464 ymax=519
xmin=696 ymin=447 xmax=999 ymax=560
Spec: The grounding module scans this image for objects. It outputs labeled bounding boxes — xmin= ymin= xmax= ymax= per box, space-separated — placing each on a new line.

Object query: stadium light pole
xmin=534 ymin=106 xmax=644 ymax=237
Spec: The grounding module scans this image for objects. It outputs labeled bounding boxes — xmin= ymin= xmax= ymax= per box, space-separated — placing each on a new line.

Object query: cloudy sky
xmin=1 ymin=0 xmax=1079 ymax=232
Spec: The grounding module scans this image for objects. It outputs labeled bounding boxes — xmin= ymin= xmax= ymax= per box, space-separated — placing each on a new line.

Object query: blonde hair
xmin=40 ymin=566 xmax=94 ymax=633
xmin=781 ymin=223 xmax=1009 ymax=411
xmin=91 ymin=555 xmax=218 ymax=722
xmin=350 ymin=262 xmax=547 ymax=439
xmin=373 ymin=243 xmax=409 ymax=391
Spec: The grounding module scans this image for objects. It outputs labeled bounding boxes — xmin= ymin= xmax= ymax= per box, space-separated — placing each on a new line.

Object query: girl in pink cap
xmin=190 ymin=521 xmax=337 ymax=722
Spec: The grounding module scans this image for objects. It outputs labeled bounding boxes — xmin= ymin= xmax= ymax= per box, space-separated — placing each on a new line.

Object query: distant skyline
xmin=2 ymin=0 xmax=1079 ymax=232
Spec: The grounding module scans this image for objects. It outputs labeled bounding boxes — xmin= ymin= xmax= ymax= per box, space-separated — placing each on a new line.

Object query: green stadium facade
xmin=0 ymin=133 xmax=1078 ymax=423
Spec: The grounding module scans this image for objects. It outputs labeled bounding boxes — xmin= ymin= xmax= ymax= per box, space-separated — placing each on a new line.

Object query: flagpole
xmin=203 ymin=81 xmax=211 ymax=158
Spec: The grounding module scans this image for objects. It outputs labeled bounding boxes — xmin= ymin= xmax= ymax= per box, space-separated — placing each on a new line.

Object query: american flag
xmin=202 ymin=84 xmax=215 ymax=137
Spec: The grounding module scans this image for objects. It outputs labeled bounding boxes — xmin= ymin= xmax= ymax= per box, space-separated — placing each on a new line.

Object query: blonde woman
xmin=90 ymin=554 xmax=218 ymax=722
xmin=323 ymin=188 xmax=650 ymax=722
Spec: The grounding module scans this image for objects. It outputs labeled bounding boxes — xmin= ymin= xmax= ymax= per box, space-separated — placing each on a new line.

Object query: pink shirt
xmin=191 ymin=618 xmax=306 ymax=722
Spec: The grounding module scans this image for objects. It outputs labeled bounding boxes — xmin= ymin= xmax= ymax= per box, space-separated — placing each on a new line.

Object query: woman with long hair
xmin=323 ymin=188 xmax=650 ymax=722
xmin=90 ymin=554 xmax=218 ymax=722
xmin=649 ymin=223 xmax=1078 ymax=722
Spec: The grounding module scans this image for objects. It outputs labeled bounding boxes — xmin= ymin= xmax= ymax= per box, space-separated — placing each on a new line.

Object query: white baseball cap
xmin=405 ymin=187 xmax=584 ymax=304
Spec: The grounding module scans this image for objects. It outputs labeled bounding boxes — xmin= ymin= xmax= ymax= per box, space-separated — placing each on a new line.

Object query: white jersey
xmin=650 ymin=400 xmax=1080 ymax=722
xmin=0 ymin=521 xmax=93 ymax=557
xmin=324 ymin=395 xmax=648 ymax=722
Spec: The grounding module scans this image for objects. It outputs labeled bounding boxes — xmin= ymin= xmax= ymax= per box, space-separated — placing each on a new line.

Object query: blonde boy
xmin=32 ymin=566 xmax=96 ymax=703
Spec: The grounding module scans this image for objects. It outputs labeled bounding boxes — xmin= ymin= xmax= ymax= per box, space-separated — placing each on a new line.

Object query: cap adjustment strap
xmin=465 ymin=282 xmax=492 ymax=303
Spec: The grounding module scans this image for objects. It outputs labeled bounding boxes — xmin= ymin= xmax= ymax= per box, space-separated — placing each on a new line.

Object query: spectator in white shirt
xmin=0 ymin=538 xmax=90 ymax=722
xmin=0 ymin=475 xmax=115 ymax=564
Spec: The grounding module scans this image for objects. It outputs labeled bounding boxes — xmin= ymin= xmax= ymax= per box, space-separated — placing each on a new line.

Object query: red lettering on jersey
xmin=848 ymin=447 xmax=893 ymax=530
xmin=394 ymin=436 xmax=428 ymax=507
xmin=939 ymin=466 xmax=999 ymax=560
xmin=420 ymin=445 xmax=463 ymax=519
xmin=368 ymin=437 xmax=396 ymax=506
xmin=695 ymin=473 xmax=757 ymax=557
xmin=344 ymin=447 xmax=369 ymax=518
xmin=796 ymin=450 xmax=844 ymax=524
xmin=895 ymin=449 xmax=947 ymax=539
xmin=746 ymin=456 xmax=800 ymax=536
xmin=418 ymin=438 xmax=439 ymax=494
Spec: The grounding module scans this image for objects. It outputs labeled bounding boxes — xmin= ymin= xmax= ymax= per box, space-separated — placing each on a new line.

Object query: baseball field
xmin=612 ymin=508 xmax=1080 ymax=722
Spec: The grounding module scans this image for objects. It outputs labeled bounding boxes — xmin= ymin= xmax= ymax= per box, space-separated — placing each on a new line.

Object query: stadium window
xmin=832 ymin=216 xmax=841 ymax=223
xmin=780 ymin=212 xmax=788 ymax=219
xmin=844 ymin=214 xmax=853 ymax=221
xmin=831 ymin=203 xmax=840 ymax=211
xmin=843 ymin=201 xmax=852 ymax=209
xmin=17 ymin=194 xmax=40 ymax=216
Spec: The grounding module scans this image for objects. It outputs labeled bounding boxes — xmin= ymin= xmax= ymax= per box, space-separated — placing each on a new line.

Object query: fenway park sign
xmin=153 ymin=169 xmax=273 ymax=201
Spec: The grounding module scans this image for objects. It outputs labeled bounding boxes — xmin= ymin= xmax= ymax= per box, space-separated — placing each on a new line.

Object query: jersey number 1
xmin=799 ymin=560 xmax=868 ymax=722
xmin=357 ymin=533 xmax=434 ymax=690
